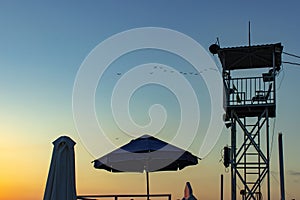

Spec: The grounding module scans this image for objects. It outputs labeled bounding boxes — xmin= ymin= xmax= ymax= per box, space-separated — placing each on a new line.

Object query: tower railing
xmin=224 ymin=76 xmax=275 ymax=107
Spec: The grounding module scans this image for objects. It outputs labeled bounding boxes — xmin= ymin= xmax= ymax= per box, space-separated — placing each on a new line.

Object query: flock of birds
xmin=116 ymin=65 xmax=219 ymax=76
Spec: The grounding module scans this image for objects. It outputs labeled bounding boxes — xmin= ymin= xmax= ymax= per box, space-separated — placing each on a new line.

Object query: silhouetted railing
xmin=77 ymin=194 xmax=171 ymax=200
xmin=224 ymin=76 xmax=275 ymax=106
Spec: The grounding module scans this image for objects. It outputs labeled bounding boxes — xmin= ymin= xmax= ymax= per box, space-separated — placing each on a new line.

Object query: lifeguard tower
xmin=210 ymin=43 xmax=283 ymax=200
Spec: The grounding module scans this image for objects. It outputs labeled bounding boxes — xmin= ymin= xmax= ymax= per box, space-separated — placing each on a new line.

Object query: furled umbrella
xmin=43 ymin=136 xmax=77 ymax=200
xmin=93 ymin=134 xmax=199 ymax=200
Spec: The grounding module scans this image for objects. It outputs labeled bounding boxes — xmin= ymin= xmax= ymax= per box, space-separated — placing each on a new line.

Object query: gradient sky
xmin=1 ymin=1 xmax=300 ymax=200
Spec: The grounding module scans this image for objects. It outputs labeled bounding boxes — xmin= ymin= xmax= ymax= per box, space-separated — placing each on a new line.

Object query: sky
xmin=0 ymin=1 xmax=300 ymax=200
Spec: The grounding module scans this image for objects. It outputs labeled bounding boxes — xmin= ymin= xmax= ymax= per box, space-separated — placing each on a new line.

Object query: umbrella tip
xmin=53 ymin=135 xmax=76 ymax=146
xmin=140 ymin=134 xmax=153 ymax=138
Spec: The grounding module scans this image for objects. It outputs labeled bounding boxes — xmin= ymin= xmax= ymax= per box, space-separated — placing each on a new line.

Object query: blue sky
xmin=0 ymin=1 xmax=300 ymax=200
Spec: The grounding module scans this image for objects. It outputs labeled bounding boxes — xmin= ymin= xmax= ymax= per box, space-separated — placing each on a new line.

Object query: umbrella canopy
xmin=93 ymin=134 xmax=199 ymax=199
xmin=94 ymin=134 xmax=199 ymax=172
xmin=43 ymin=136 xmax=77 ymax=200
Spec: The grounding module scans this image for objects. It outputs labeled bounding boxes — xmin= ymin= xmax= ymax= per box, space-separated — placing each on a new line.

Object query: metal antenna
xmin=248 ymin=21 xmax=251 ymax=46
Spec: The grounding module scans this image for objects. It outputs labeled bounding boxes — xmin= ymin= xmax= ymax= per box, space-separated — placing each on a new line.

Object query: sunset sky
xmin=1 ymin=1 xmax=300 ymax=200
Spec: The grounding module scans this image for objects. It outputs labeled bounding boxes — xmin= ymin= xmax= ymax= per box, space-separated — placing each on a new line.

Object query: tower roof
xmin=217 ymin=43 xmax=283 ymax=70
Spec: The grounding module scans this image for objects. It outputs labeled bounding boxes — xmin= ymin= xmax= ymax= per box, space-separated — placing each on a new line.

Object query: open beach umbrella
xmin=93 ymin=134 xmax=199 ymax=199
xmin=43 ymin=136 xmax=77 ymax=200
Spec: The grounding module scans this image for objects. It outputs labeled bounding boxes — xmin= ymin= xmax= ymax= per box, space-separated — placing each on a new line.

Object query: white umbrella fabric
xmin=43 ymin=136 xmax=77 ymax=200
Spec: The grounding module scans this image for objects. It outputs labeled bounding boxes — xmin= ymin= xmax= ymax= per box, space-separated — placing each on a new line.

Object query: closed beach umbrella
xmin=93 ymin=134 xmax=199 ymax=199
xmin=43 ymin=136 xmax=77 ymax=200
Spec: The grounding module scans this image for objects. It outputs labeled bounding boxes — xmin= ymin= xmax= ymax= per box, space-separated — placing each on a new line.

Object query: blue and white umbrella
xmin=93 ymin=134 xmax=199 ymax=199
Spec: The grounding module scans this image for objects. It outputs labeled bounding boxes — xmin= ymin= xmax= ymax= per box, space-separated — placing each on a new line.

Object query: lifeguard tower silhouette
xmin=210 ymin=42 xmax=283 ymax=200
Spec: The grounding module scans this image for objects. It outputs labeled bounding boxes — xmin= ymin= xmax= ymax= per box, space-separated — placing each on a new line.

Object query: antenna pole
xmin=248 ymin=21 xmax=251 ymax=46
xmin=221 ymin=174 xmax=224 ymax=200
xmin=278 ymin=133 xmax=286 ymax=200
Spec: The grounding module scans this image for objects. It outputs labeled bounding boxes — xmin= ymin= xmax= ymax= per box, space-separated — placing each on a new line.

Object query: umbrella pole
xmin=146 ymin=171 xmax=150 ymax=200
